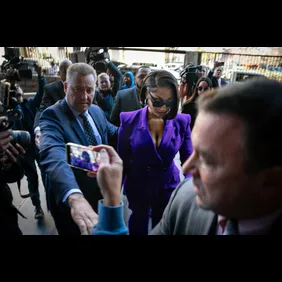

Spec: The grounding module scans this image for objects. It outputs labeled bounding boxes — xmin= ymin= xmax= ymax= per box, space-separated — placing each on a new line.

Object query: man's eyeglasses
xmin=197 ymin=87 xmax=209 ymax=91
xmin=149 ymin=93 xmax=174 ymax=108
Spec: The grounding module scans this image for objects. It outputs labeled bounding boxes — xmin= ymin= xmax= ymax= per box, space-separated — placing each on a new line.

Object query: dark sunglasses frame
xmin=148 ymin=93 xmax=174 ymax=108
xmin=197 ymin=86 xmax=209 ymax=91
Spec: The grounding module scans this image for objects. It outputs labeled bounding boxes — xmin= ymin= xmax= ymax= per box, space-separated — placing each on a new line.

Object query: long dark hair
xmin=140 ymin=70 xmax=179 ymax=120
xmin=186 ymin=76 xmax=213 ymax=104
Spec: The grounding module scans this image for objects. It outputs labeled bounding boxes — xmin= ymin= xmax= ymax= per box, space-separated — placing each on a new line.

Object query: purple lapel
xmin=138 ymin=106 xmax=175 ymax=158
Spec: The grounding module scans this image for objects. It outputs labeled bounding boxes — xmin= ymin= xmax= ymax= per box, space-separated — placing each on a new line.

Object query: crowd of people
xmin=1 ymin=56 xmax=282 ymax=236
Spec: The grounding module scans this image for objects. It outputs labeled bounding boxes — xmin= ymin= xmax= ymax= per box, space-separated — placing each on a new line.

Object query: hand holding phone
xmin=66 ymin=143 xmax=100 ymax=173
xmin=88 ymin=145 xmax=123 ymax=207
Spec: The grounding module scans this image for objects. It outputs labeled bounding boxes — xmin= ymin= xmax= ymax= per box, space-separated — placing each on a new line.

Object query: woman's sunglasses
xmin=149 ymin=93 xmax=174 ymax=108
xmin=197 ymin=86 xmax=209 ymax=91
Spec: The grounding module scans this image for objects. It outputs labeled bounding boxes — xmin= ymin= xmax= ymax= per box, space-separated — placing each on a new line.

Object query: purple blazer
xmin=118 ymin=106 xmax=193 ymax=201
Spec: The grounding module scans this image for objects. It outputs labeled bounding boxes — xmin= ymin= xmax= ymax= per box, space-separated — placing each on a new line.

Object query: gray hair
xmin=98 ymin=72 xmax=109 ymax=80
xmin=66 ymin=63 xmax=97 ymax=84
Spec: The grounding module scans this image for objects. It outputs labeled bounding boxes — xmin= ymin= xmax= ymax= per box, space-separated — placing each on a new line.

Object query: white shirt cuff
xmin=62 ymin=189 xmax=83 ymax=204
xmin=34 ymin=126 xmax=40 ymax=134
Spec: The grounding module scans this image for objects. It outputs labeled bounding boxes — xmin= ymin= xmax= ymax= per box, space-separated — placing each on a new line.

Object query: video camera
xmin=180 ymin=62 xmax=204 ymax=94
xmin=0 ymin=80 xmax=30 ymax=150
xmin=1 ymin=47 xmax=33 ymax=82
xmin=84 ymin=47 xmax=110 ymax=74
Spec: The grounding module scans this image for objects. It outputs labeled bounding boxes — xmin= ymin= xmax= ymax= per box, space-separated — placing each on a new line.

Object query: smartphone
xmin=66 ymin=142 xmax=100 ymax=173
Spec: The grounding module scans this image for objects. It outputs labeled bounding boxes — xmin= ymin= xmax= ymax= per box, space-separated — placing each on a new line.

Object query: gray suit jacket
xmin=150 ymin=178 xmax=217 ymax=235
xmin=150 ymin=178 xmax=282 ymax=235
xmin=110 ymin=86 xmax=142 ymax=126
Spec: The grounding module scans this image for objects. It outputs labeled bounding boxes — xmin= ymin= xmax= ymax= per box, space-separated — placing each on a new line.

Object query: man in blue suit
xmin=110 ymin=66 xmax=152 ymax=127
xmin=39 ymin=62 xmax=118 ymax=235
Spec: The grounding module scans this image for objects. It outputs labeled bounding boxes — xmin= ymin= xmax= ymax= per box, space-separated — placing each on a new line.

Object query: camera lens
xmin=94 ymin=61 xmax=107 ymax=74
xmin=11 ymin=130 xmax=31 ymax=150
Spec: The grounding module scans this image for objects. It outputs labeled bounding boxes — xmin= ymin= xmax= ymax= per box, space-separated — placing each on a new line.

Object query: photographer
xmin=0 ymin=127 xmax=26 ymax=235
xmin=12 ymin=63 xmax=46 ymax=219
xmin=93 ymin=60 xmax=123 ymax=121
xmin=87 ymin=48 xmax=122 ymax=150
xmin=181 ymin=76 xmax=213 ymax=130
xmin=207 ymin=61 xmax=228 ymax=88
xmin=179 ymin=63 xmax=204 ymax=107
xmin=85 ymin=47 xmax=123 ymax=97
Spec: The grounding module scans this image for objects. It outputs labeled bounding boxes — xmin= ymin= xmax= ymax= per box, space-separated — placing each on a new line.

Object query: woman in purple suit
xmin=77 ymin=151 xmax=94 ymax=171
xmin=118 ymin=70 xmax=193 ymax=235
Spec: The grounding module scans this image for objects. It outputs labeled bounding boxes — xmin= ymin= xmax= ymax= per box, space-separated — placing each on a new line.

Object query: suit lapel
xmin=88 ymin=106 xmax=105 ymax=143
xmin=139 ymin=106 xmax=163 ymax=161
xmin=132 ymin=87 xmax=142 ymax=109
xmin=138 ymin=107 xmax=177 ymax=161
xmin=61 ymin=99 xmax=89 ymax=145
xmin=57 ymin=80 xmax=65 ymax=100
xmin=159 ymin=119 xmax=174 ymax=149
xmin=188 ymin=199 xmax=217 ymax=235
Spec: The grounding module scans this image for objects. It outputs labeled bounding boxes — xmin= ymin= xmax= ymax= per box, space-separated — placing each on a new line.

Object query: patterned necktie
xmin=80 ymin=112 xmax=98 ymax=146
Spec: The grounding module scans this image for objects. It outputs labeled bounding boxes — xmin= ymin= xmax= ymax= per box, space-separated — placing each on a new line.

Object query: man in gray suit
xmin=89 ymin=77 xmax=282 ymax=235
xmin=110 ymin=66 xmax=151 ymax=126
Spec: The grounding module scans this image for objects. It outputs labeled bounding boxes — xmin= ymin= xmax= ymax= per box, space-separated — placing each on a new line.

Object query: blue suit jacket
xmin=39 ymin=98 xmax=118 ymax=212
xmin=118 ymin=106 xmax=193 ymax=203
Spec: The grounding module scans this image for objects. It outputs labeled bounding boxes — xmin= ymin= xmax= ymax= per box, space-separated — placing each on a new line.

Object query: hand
xmin=1 ymin=142 xmax=25 ymax=168
xmin=6 ymin=143 xmax=25 ymax=163
xmin=34 ymin=62 xmax=42 ymax=77
xmin=67 ymin=193 xmax=99 ymax=235
xmin=35 ymin=129 xmax=41 ymax=149
xmin=0 ymin=129 xmax=13 ymax=153
xmin=213 ymin=61 xmax=224 ymax=70
xmin=87 ymin=145 xmax=123 ymax=206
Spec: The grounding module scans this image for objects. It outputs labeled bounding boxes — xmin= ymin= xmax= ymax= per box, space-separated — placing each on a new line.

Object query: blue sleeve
xmin=31 ymin=75 xmax=47 ymax=109
xmin=106 ymin=61 xmax=123 ymax=95
xmin=106 ymin=119 xmax=118 ymax=137
xmin=91 ymin=200 xmax=128 ymax=235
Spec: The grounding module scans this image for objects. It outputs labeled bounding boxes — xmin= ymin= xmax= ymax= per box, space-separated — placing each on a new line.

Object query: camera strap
xmin=17 ymin=178 xmax=30 ymax=199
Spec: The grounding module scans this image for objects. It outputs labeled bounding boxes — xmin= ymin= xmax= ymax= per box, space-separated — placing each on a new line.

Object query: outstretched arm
xmin=88 ymin=145 xmax=128 ymax=235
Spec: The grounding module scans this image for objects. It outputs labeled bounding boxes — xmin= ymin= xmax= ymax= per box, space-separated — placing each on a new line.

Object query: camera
xmin=84 ymin=47 xmax=110 ymax=74
xmin=180 ymin=62 xmax=203 ymax=80
xmin=0 ymin=81 xmax=30 ymax=150
xmin=1 ymin=47 xmax=33 ymax=82
xmin=180 ymin=62 xmax=204 ymax=94
xmin=0 ymin=116 xmax=31 ymax=150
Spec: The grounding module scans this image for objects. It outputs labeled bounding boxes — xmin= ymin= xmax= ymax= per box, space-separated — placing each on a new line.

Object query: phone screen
xmin=66 ymin=143 xmax=100 ymax=172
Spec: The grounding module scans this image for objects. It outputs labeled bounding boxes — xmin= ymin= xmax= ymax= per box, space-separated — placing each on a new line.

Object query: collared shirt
xmin=217 ymin=210 xmax=282 ymax=235
xmin=65 ymin=98 xmax=102 ymax=145
xmin=218 ymin=78 xmax=222 ymax=87
xmin=62 ymin=98 xmax=102 ymax=204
